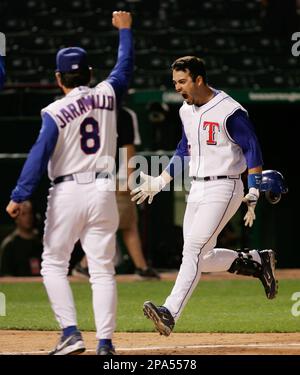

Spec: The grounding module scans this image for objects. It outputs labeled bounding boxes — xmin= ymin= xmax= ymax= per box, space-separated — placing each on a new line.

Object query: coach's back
xmin=42 ymin=82 xmax=116 ymax=180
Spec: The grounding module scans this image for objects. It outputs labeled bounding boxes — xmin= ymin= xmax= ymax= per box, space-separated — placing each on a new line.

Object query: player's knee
xmin=41 ymin=251 xmax=70 ymax=276
xmin=88 ymin=261 xmax=115 ymax=276
xmin=183 ymin=236 xmax=217 ymax=256
xmin=41 ymin=259 xmax=69 ymax=277
xmin=89 ymin=268 xmax=115 ymax=285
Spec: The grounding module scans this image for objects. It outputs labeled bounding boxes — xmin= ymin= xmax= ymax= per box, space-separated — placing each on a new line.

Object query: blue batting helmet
xmin=260 ymin=170 xmax=288 ymax=204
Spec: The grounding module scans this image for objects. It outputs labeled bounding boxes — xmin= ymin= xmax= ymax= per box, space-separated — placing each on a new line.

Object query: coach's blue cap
xmin=56 ymin=47 xmax=89 ymax=73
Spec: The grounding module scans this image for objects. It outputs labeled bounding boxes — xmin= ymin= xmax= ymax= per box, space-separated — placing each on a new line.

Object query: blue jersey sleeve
xmin=11 ymin=113 xmax=59 ymax=202
xmin=225 ymin=109 xmax=263 ymax=169
xmin=165 ymin=126 xmax=190 ymax=177
xmin=106 ymin=29 xmax=134 ymax=104
xmin=0 ymin=56 xmax=5 ymax=90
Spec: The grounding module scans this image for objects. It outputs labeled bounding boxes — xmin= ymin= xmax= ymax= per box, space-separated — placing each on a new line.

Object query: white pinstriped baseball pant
xmin=164 ymin=178 xmax=248 ymax=320
xmin=41 ymin=177 xmax=118 ymax=339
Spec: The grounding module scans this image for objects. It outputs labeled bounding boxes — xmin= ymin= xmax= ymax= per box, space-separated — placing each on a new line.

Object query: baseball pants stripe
xmin=164 ymin=179 xmax=244 ymax=320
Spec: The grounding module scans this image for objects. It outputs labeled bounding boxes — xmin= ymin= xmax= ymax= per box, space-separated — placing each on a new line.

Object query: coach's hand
xmin=112 ymin=11 xmax=132 ymax=29
xmin=6 ymin=200 xmax=22 ymax=218
xmin=242 ymin=188 xmax=259 ymax=227
xmin=131 ymin=172 xmax=166 ymax=205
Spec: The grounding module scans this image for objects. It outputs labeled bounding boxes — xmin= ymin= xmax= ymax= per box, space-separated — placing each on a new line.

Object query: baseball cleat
xmin=49 ymin=331 xmax=86 ymax=355
xmin=143 ymin=301 xmax=175 ymax=336
xmin=96 ymin=344 xmax=116 ymax=355
xmin=258 ymin=249 xmax=278 ymax=299
xmin=135 ymin=267 xmax=160 ymax=280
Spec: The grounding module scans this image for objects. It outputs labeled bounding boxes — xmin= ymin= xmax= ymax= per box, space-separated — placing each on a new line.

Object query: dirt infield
xmin=1 ymin=269 xmax=300 ymax=355
xmin=1 ymin=331 xmax=300 ymax=355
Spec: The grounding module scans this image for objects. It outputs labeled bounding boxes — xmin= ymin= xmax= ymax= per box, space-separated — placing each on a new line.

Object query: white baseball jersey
xmin=41 ymin=82 xmax=116 ymax=180
xmin=11 ymin=27 xmax=134 ymax=343
xmin=180 ymin=90 xmax=247 ymax=177
xmin=162 ymin=91 xmax=266 ymax=321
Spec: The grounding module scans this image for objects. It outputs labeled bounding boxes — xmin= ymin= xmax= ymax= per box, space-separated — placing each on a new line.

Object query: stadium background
xmin=0 ymin=0 xmax=298 ymax=269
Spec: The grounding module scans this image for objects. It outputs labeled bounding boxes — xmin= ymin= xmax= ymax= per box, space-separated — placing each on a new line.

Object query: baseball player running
xmin=131 ymin=56 xmax=277 ymax=336
xmin=6 ymin=11 xmax=134 ymax=354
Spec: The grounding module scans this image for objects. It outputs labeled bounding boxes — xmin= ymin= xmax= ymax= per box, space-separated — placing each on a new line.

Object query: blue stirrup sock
xmin=99 ymin=339 xmax=113 ymax=348
xmin=63 ymin=325 xmax=78 ymax=337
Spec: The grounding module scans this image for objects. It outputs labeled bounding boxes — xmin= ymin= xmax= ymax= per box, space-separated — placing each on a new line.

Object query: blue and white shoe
xmin=96 ymin=344 xmax=116 ymax=355
xmin=143 ymin=301 xmax=175 ymax=336
xmin=49 ymin=331 xmax=86 ymax=355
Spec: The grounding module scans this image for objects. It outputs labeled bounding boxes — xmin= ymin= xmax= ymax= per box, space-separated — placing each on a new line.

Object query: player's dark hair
xmin=172 ymin=56 xmax=207 ymax=84
xmin=59 ymin=67 xmax=91 ymax=88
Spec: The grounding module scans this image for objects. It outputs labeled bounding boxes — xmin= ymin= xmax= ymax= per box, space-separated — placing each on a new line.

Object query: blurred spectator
xmin=147 ymin=102 xmax=172 ymax=150
xmin=72 ymin=107 xmax=160 ymax=280
xmin=0 ymin=201 xmax=42 ymax=276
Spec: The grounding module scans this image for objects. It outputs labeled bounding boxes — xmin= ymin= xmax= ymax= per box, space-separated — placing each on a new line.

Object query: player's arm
xmin=225 ymin=109 xmax=263 ymax=227
xmin=106 ymin=11 xmax=134 ymax=103
xmin=0 ymin=55 xmax=5 ymax=90
xmin=117 ymin=142 xmax=136 ymax=193
xmin=126 ymin=143 xmax=135 ymax=178
xmin=131 ymin=126 xmax=189 ymax=204
xmin=165 ymin=126 xmax=190 ymax=179
xmin=242 ymin=165 xmax=262 ymax=227
xmin=6 ymin=113 xmax=58 ymax=218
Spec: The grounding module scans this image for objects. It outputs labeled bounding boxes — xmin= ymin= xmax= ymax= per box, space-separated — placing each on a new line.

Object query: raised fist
xmin=112 ymin=11 xmax=132 ymax=29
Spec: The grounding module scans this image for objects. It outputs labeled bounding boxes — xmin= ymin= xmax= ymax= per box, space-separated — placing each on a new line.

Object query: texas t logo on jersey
xmin=203 ymin=121 xmax=220 ymax=145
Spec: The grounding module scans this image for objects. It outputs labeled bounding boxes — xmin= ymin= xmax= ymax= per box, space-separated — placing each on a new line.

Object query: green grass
xmin=0 ymin=279 xmax=300 ymax=332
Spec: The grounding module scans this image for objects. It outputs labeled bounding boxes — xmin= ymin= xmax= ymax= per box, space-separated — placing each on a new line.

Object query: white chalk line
xmin=1 ymin=342 xmax=300 ymax=355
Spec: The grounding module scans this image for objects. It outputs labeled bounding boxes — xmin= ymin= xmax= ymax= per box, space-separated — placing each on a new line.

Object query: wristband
xmin=247 ymin=173 xmax=262 ymax=189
